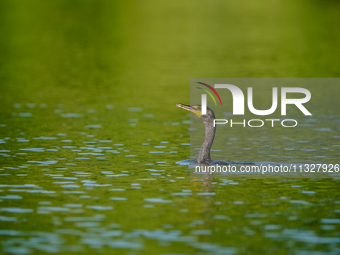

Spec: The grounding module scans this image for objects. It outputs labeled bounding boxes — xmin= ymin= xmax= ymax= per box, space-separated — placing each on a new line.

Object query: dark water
xmin=1 ymin=0 xmax=340 ymax=254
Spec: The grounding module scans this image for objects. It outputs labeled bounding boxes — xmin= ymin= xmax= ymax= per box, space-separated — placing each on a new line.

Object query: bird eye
xmin=197 ymin=106 xmax=201 ymax=110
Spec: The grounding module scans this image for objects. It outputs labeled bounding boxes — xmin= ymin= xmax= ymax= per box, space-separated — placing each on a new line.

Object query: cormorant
xmin=176 ymin=103 xmax=215 ymax=164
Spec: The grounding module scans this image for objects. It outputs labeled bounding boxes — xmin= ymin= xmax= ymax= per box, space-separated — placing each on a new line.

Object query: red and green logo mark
xmin=196 ymin=82 xmax=222 ymax=106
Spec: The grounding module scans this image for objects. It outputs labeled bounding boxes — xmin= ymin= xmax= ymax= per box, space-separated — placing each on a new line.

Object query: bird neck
xmin=197 ymin=121 xmax=216 ymax=164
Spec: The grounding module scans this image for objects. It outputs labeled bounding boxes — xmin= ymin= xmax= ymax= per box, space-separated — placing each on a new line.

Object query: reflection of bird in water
xmin=177 ymin=104 xmax=216 ymax=164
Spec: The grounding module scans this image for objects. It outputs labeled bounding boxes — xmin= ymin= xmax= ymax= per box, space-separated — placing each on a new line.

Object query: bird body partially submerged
xmin=176 ymin=103 xmax=216 ymax=164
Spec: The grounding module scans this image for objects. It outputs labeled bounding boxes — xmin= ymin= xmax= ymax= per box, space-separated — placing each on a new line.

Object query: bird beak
xmin=176 ymin=103 xmax=202 ymax=118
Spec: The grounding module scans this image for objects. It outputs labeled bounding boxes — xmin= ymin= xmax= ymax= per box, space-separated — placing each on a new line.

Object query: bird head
xmin=176 ymin=104 xmax=215 ymax=124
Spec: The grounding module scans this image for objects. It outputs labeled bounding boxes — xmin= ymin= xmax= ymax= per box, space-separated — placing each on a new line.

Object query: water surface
xmin=1 ymin=0 xmax=340 ymax=254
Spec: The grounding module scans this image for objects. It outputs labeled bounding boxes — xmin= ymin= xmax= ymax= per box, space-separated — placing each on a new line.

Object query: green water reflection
xmin=0 ymin=0 xmax=340 ymax=254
